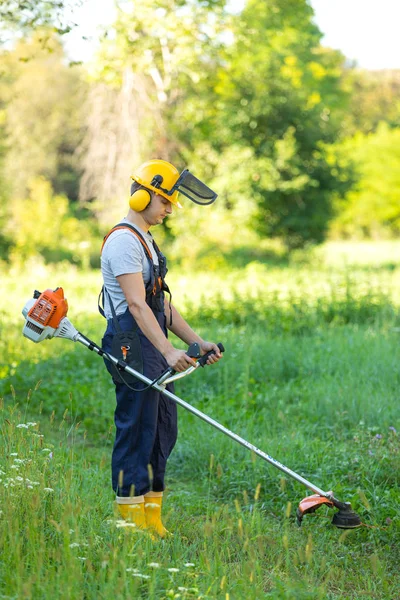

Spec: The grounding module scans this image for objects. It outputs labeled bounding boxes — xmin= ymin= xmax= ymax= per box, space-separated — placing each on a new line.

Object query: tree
xmin=1 ymin=33 xmax=87 ymax=201
xmin=343 ymin=68 xmax=400 ymax=135
xmin=80 ymin=0 xmax=353 ymax=248
xmin=330 ymin=124 xmax=400 ymax=238
xmin=79 ymin=0 xmax=228 ymax=222
xmin=0 ymin=0 xmax=77 ymax=44
xmin=207 ymin=0 xmax=352 ymax=248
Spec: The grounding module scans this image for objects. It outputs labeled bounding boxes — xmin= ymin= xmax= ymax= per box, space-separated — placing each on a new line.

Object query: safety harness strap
xmin=101 ymin=224 xmax=153 ymax=261
xmin=100 ymin=223 xmax=173 ymax=324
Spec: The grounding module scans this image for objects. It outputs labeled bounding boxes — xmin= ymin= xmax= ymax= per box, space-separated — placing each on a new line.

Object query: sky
xmin=64 ymin=0 xmax=400 ymax=70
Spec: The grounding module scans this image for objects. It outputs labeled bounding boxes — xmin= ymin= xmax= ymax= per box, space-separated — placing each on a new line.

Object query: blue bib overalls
xmin=101 ymin=225 xmax=177 ymax=497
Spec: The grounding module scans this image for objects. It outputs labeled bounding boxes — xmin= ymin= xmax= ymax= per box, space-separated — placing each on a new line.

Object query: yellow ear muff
xmin=129 ymin=188 xmax=152 ymax=212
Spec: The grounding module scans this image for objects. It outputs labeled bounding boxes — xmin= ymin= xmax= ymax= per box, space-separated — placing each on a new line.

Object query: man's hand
xmin=199 ymin=341 xmax=223 ymax=365
xmin=164 ymin=348 xmax=197 ymax=372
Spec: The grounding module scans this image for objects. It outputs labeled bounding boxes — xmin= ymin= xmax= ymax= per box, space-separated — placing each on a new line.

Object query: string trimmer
xmin=21 ymin=287 xmax=361 ymax=529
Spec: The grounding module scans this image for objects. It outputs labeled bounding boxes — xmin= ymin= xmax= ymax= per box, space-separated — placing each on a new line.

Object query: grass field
xmin=1 ymin=241 xmax=400 ymax=599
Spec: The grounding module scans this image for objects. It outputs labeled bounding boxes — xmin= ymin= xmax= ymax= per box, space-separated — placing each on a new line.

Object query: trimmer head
xmin=331 ymin=505 xmax=362 ymax=529
xmin=296 ymin=493 xmax=362 ymax=529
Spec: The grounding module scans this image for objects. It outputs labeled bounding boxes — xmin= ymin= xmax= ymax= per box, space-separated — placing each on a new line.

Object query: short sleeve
xmin=105 ymin=231 xmax=145 ymax=277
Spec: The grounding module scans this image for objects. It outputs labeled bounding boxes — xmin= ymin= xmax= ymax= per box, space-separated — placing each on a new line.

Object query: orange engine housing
xmin=28 ymin=288 xmax=68 ymax=329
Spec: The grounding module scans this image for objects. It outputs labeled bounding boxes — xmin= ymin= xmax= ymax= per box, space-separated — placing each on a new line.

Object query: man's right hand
xmin=164 ymin=348 xmax=197 ymax=372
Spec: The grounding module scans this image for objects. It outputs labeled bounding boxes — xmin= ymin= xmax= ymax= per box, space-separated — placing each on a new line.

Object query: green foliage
xmin=78 ymin=0 xmax=229 ymax=221
xmin=205 ymin=0 xmax=352 ymax=248
xmin=1 ymin=247 xmax=400 ymax=598
xmin=343 ymin=68 xmax=400 ymax=135
xmin=1 ymin=33 xmax=87 ymax=202
xmin=81 ymin=0 xmax=353 ymax=249
xmin=6 ymin=177 xmax=99 ymax=266
xmin=331 ymin=124 xmax=400 ymax=238
xmin=0 ymin=0 xmax=398 ymax=259
xmin=0 ymin=0 xmax=77 ymax=42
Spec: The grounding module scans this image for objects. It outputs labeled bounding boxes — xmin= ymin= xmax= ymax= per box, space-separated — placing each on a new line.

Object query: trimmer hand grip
xmin=198 ymin=342 xmax=225 ymax=367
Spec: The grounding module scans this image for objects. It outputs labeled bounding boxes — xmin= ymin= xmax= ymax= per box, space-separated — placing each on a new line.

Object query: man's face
xmin=142 ymin=193 xmax=173 ymax=226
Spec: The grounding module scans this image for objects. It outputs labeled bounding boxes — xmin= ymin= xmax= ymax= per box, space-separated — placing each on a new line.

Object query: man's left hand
xmin=199 ymin=341 xmax=223 ymax=365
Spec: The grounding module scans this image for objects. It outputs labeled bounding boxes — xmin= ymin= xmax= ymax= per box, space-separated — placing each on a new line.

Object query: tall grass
xmin=1 ymin=241 xmax=400 ymax=598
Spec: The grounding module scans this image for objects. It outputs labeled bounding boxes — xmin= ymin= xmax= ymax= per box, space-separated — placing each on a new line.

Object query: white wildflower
xmin=184 ymin=563 xmax=195 ymax=567
xmin=16 ymin=477 xmax=24 ymax=482
xmin=148 ymin=562 xmax=160 ymax=568
xmin=44 ymin=488 xmax=54 ymax=493
xmin=69 ymin=543 xmax=80 ymax=548
xmin=16 ymin=424 xmax=29 ymax=429
xmin=9 ymin=453 xmax=18 ymax=456
xmin=77 ymin=556 xmax=87 ymax=561
xmin=14 ymin=459 xmax=26 ymax=464
xmin=178 ymin=588 xmax=188 ymax=593
xmin=10 ymin=465 xmax=19 ymax=470
xmin=27 ymin=485 xmax=33 ymax=489
xmin=167 ymin=568 xmax=180 ymax=573
xmin=42 ymin=448 xmax=52 ymax=452
xmin=69 ymin=529 xmax=75 ymax=534
xmin=132 ymin=573 xmax=150 ymax=579
xmin=126 ymin=568 xmax=139 ymax=573
xmin=27 ymin=422 xmax=37 ymax=427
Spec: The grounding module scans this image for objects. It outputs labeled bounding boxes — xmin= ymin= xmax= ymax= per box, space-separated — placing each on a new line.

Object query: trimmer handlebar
xmin=157 ymin=342 xmax=225 ymax=386
xmin=198 ymin=342 xmax=225 ymax=367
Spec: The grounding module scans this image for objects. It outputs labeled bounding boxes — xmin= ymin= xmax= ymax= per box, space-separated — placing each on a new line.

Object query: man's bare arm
xmin=117 ymin=273 xmax=196 ymax=372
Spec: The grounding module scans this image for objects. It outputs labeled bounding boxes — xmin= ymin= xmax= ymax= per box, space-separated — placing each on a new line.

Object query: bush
xmin=5 ymin=177 xmax=100 ymax=267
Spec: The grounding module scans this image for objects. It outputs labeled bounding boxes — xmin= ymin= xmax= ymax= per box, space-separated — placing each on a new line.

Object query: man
xmin=101 ymin=159 xmax=222 ymax=538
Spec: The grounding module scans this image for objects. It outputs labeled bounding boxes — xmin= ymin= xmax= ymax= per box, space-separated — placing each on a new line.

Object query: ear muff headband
xmin=129 ymin=187 xmax=152 ymax=212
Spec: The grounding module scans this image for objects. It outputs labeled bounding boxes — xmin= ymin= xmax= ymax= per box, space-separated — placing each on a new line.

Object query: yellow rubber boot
xmin=116 ymin=495 xmax=147 ymax=531
xmin=144 ymin=491 xmax=172 ymax=538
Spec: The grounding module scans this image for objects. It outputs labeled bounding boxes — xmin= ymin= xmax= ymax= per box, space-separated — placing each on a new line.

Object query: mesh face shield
xmin=173 ymin=170 xmax=217 ymax=205
xmin=154 ymin=169 xmax=217 ymax=205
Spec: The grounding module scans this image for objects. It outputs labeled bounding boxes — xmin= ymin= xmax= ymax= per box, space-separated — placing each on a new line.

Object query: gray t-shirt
xmin=101 ymin=219 xmax=159 ymax=318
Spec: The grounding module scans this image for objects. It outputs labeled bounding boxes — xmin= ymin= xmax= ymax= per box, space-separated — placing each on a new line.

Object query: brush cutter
xmin=21 ymin=287 xmax=361 ymax=529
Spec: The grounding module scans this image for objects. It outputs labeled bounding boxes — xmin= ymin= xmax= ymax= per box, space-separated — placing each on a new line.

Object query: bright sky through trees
xmin=311 ymin=0 xmax=400 ymax=70
xmin=63 ymin=0 xmax=400 ymax=70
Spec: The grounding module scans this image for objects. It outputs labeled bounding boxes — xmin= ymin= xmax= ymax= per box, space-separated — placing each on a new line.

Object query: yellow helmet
xmin=130 ymin=159 xmax=182 ymax=210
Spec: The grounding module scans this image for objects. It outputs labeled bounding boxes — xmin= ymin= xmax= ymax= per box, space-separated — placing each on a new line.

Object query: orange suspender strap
xmin=101 ymin=225 xmax=153 ymax=261
xmin=101 ymin=225 xmax=160 ymax=295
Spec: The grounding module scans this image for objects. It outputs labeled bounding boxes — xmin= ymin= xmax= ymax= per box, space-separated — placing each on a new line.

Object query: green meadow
xmin=1 ymin=241 xmax=400 ymax=599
